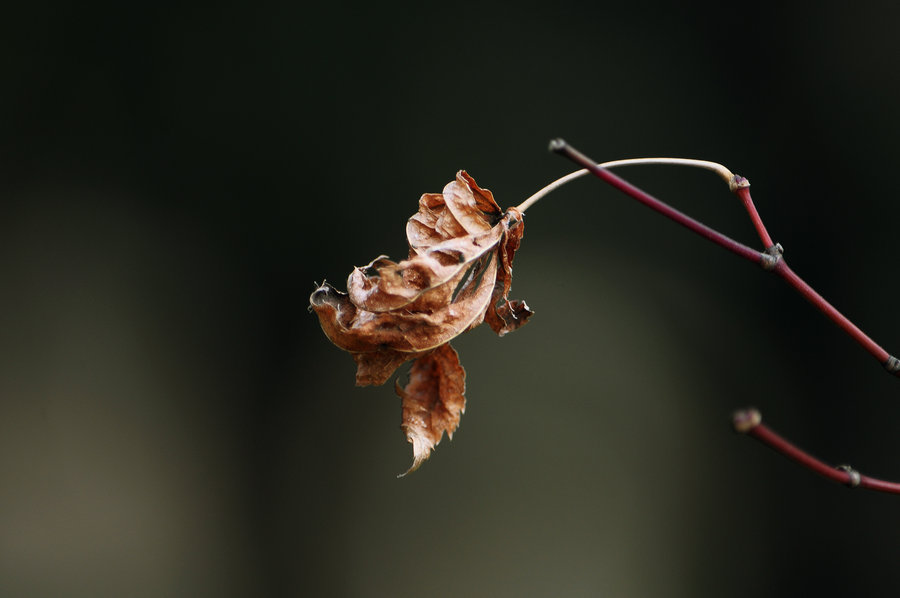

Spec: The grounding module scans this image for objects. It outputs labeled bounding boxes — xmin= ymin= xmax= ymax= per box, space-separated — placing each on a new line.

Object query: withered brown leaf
xmin=396 ymin=343 xmax=466 ymax=475
xmin=309 ymin=171 xmax=533 ymax=472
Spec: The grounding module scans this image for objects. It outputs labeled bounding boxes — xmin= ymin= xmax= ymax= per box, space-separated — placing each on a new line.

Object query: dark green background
xmin=3 ymin=2 xmax=900 ymax=596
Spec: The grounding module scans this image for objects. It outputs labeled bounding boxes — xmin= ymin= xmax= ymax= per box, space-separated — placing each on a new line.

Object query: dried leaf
xmin=441 ymin=171 xmax=501 ymax=235
xmin=396 ymin=343 xmax=466 ymax=475
xmin=485 ymin=206 xmax=534 ymax=336
xmin=309 ymin=170 xmax=531 ymax=471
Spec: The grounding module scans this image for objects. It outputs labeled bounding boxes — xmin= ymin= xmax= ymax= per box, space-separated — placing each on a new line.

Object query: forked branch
xmin=545 ymin=138 xmax=899 ymax=377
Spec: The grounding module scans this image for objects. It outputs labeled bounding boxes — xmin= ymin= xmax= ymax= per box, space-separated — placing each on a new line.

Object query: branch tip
xmin=548 ymin=138 xmax=568 ymax=153
xmin=732 ymin=408 xmax=762 ymax=433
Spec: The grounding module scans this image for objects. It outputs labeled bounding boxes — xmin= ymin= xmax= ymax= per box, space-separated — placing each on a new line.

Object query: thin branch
xmin=549 ymin=138 xmax=900 ymax=379
xmin=733 ymin=186 xmax=775 ymax=249
xmin=773 ymin=260 xmax=891 ymax=365
xmin=732 ymin=408 xmax=900 ymax=494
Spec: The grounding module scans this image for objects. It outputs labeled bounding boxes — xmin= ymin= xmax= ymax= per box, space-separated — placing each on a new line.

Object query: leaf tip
xmin=397 ymin=435 xmax=432 ymax=478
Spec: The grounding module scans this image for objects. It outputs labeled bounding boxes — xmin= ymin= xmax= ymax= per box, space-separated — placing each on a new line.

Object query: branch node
xmin=884 ymin=355 xmax=900 ymax=376
xmin=836 ymin=464 xmax=862 ymax=488
xmin=732 ymin=408 xmax=762 ymax=433
xmin=729 ymin=174 xmax=751 ymax=192
xmin=760 ymin=242 xmax=784 ymax=271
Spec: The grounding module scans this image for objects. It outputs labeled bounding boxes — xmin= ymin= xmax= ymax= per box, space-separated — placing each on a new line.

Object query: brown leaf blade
xmin=396 ymin=343 xmax=466 ymax=476
xmin=441 ymin=171 xmax=502 ymax=235
xmin=347 ymin=224 xmax=504 ymax=313
xmin=353 ymin=349 xmax=426 ymax=387
xmin=309 ymin=249 xmax=497 ymax=377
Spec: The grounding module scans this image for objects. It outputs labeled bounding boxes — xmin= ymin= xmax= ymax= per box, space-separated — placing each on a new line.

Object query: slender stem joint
xmin=729 ymin=175 xmax=751 ymax=192
xmin=761 ymin=243 xmax=784 ymax=271
xmin=885 ymin=356 xmax=900 ymax=377
xmin=835 ymin=465 xmax=862 ymax=488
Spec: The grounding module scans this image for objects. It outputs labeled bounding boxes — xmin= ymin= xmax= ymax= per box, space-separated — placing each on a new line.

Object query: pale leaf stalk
xmin=516 ymin=157 xmax=735 ymax=213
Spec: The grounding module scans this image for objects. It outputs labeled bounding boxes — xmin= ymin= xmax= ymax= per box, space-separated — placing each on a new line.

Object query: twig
xmin=547 ymin=138 xmax=900 ymax=378
xmin=733 ymin=185 xmax=774 ymax=249
xmin=732 ymin=408 xmax=900 ymax=494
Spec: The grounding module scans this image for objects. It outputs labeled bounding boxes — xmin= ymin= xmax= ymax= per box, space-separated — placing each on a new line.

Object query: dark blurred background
xmin=3 ymin=1 xmax=900 ymax=596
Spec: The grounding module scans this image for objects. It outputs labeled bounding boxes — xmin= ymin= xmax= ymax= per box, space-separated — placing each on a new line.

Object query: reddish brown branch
xmin=732 ymin=408 xmax=900 ymax=494
xmin=733 ymin=186 xmax=775 ymax=249
xmin=733 ymin=185 xmax=896 ymax=373
xmin=773 ymin=261 xmax=891 ymax=365
xmin=550 ymin=138 xmax=900 ymax=379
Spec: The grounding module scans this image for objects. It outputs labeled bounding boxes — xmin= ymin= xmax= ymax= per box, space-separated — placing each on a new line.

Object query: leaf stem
xmin=517 ymin=157 xmax=734 ymax=213
xmin=733 ymin=408 xmax=900 ymax=494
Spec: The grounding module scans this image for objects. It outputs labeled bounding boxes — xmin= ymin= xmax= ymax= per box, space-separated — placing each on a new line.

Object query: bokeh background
xmin=3 ymin=2 xmax=900 ymax=596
